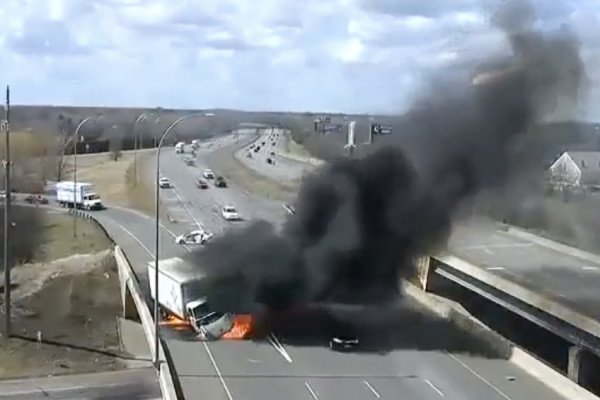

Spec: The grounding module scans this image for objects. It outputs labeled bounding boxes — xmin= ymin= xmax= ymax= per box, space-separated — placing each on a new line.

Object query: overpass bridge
xmin=418 ymin=218 xmax=600 ymax=389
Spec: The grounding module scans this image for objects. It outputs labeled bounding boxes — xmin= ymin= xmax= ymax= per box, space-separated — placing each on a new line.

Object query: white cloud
xmin=0 ymin=0 xmax=598 ymax=116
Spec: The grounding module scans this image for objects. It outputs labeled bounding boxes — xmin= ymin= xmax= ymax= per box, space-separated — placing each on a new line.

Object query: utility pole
xmin=3 ymin=85 xmax=11 ymax=339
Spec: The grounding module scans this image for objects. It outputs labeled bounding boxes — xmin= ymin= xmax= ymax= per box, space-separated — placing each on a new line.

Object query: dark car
xmin=196 ymin=179 xmax=209 ymax=189
xmin=214 ymin=176 xmax=227 ymax=188
xmin=266 ymin=157 xmax=273 ymax=164
xmin=254 ymin=147 xmax=260 ymax=153
xmin=24 ymin=194 xmax=49 ymax=205
xmin=329 ymin=336 xmax=359 ymax=352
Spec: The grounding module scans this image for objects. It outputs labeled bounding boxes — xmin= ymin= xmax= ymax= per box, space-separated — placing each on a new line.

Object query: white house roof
xmin=557 ymin=151 xmax=600 ymax=184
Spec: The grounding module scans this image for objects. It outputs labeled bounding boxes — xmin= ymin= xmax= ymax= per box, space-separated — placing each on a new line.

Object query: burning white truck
xmin=55 ymin=181 xmax=104 ymax=210
xmin=149 ymin=257 xmax=253 ymax=340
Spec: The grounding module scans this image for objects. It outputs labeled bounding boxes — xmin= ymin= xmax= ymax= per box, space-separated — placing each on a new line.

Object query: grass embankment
xmin=0 ymin=211 xmax=125 ymax=378
xmin=63 ymin=150 xmax=162 ymax=217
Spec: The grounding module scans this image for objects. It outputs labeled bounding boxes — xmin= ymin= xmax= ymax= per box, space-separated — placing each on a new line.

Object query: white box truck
xmin=175 ymin=142 xmax=185 ymax=154
xmin=148 ymin=257 xmax=234 ymax=340
xmin=55 ymin=181 xmax=104 ymax=210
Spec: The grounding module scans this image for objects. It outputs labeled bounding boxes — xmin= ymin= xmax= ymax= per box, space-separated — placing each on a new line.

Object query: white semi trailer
xmin=55 ymin=181 xmax=104 ymax=210
xmin=148 ymin=257 xmax=234 ymax=340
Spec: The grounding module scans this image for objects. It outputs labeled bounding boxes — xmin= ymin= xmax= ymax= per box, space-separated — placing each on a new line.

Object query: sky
xmin=0 ymin=0 xmax=599 ymax=117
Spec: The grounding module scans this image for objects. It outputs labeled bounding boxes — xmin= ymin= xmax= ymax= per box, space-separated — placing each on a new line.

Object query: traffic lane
xmin=94 ymin=207 xmax=235 ymax=400
xmin=161 ymin=150 xmax=285 ymax=232
xmin=444 ymin=352 xmax=568 ymax=400
xmin=237 ymin=130 xmax=309 ymax=185
xmin=449 ymin=224 xmax=600 ymax=318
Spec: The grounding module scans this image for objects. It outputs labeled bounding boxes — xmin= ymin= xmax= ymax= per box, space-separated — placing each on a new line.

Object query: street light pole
xmin=153 ymin=113 xmax=213 ymax=369
xmin=72 ymin=117 xmax=92 ymax=238
xmin=3 ymin=85 xmax=11 ymax=340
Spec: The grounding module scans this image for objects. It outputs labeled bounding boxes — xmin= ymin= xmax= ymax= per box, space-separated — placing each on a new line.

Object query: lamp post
xmin=72 ymin=117 xmax=93 ymax=238
xmin=2 ymin=85 xmax=10 ymax=340
xmin=153 ymin=113 xmax=213 ymax=369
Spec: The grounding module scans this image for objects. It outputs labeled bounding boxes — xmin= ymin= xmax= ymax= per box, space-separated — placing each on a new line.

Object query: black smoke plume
xmin=185 ymin=0 xmax=585 ymax=313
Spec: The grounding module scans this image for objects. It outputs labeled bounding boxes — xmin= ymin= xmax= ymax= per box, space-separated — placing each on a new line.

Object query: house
xmin=549 ymin=151 xmax=600 ymax=189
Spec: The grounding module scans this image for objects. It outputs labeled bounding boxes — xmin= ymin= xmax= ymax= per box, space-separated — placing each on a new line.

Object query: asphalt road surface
xmin=121 ymin=135 xmax=569 ymax=400
xmin=0 ymin=368 xmax=160 ymax=400
xmin=449 ymin=218 xmax=600 ymax=320
xmin=235 ymin=128 xmax=313 ymax=187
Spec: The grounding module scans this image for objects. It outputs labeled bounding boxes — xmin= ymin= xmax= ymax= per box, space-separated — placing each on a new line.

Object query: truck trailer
xmin=175 ymin=142 xmax=185 ymax=154
xmin=148 ymin=257 xmax=235 ymax=340
xmin=55 ymin=181 xmax=104 ymax=210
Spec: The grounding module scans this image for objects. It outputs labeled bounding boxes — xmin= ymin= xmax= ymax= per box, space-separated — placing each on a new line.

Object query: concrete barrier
xmin=432 ymin=253 xmax=600 ymax=341
xmin=67 ymin=210 xmax=179 ymax=400
xmin=401 ymin=279 xmax=600 ymax=400
xmin=114 ymin=246 xmax=178 ymax=400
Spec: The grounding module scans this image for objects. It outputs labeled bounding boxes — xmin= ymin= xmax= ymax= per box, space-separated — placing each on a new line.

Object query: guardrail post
xmin=414 ymin=255 xmax=432 ymax=290
xmin=568 ymin=346 xmax=582 ymax=384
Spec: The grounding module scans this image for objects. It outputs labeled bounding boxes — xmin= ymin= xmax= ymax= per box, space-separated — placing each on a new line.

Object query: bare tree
xmin=55 ymin=114 xmax=75 ymax=181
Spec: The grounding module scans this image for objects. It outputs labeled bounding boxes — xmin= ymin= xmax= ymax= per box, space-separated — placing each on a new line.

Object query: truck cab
xmin=186 ymin=298 xmax=234 ymax=340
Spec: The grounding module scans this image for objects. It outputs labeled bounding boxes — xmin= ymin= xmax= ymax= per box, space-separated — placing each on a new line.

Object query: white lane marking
xmin=304 ymin=382 xmax=319 ymax=400
xmin=267 ymin=333 xmax=293 ymax=363
xmin=109 ymin=219 xmax=153 ymax=258
xmin=483 ymin=247 xmax=494 ymax=255
xmin=364 ymin=380 xmax=381 ymax=398
xmin=424 ymin=378 xmax=445 ymax=397
xmin=486 ymin=266 xmax=505 ymax=271
xmin=107 ymin=204 xmax=180 ymax=238
xmin=103 ymin=214 xmax=191 ymax=255
xmin=203 ymin=342 xmax=234 ymax=400
xmin=445 ymin=352 xmax=512 ymax=400
xmin=582 ymin=266 xmax=599 ymax=271
xmin=171 ymin=186 xmax=203 ymax=229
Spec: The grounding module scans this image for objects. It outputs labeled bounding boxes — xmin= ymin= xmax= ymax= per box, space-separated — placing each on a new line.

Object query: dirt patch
xmin=0 ymin=213 xmax=126 ymax=379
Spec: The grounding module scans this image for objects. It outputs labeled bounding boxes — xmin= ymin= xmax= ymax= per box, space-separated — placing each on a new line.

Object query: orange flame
xmin=222 ymin=314 xmax=254 ymax=340
xmin=160 ymin=314 xmax=191 ymax=331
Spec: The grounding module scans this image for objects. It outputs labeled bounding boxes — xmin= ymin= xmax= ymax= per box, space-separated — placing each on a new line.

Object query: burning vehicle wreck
xmin=149 ymin=258 xmax=254 ymax=340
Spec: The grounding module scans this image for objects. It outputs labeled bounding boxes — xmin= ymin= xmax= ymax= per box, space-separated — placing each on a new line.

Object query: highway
xmin=241 ymin=130 xmax=600 ymax=328
xmin=449 ymin=219 xmax=600 ymax=321
xmin=110 ymin=132 xmax=569 ymax=400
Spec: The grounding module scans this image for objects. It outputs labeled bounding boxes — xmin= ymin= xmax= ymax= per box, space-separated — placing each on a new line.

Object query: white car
xmin=159 ymin=177 xmax=171 ymax=188
xmin=175 ymin=230 xmax=214 ymax=245
xmin=203 ymin=169 xmax=215 ymax=179
xmin=221 ymin=206 xmax=241 ymax=221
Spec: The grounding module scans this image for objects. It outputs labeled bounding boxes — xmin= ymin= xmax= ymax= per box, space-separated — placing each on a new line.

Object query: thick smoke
xmin=186 ymin=0 xmax=585 ymax=313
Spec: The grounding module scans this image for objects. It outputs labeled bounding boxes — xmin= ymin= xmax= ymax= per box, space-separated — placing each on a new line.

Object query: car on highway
xmin=159 ymin=177 xmax=171 ymax=188
xmin=24 ymin=194 xmax=49 ymax=205
xmin=174 ymin=230 xmax=214 ymax=245
xmin=329 ymin=335 xmax=359 ymax=352
xmin=221 ymin=206 xmax=241 ymax=221
xmin=196 ymin=179 xmax=209 ymax=189
xmin=284 ymin=204 xmax=296 ymax=215
xmin=214 ymin=176 xmax=227 ymax=188
xmin=203 ymin=169 xmax=215 ymax=179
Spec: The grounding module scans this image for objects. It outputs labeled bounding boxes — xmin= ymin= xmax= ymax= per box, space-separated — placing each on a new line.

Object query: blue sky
xmin=0 ymin=0 xmax=599 ymax=117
